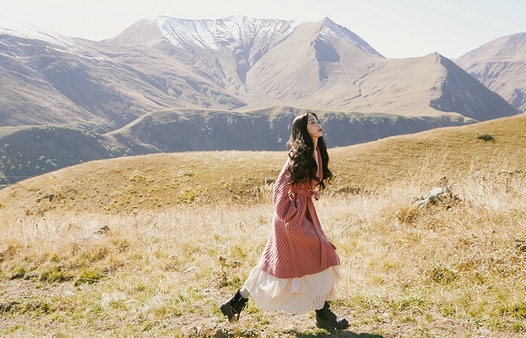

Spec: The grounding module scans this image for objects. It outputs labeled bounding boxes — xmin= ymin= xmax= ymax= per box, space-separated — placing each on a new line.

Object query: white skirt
xmin=243 ymin=264 xmax=341 ymax=314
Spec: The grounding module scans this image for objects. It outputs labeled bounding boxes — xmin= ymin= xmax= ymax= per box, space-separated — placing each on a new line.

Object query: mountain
xmin=0 ymin=16 xmax=520 ymax=186
xmin=456 ymin=32 xmax=526 ymax=113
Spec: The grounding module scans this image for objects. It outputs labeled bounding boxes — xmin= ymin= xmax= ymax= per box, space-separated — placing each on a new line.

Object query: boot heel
xmin=220 ymin=301 xmax=235 ymax=322
xmin=315 ymin=301 xmax=349 ymax=330
xmin=220 ymin=290 xmax=248 ymax=322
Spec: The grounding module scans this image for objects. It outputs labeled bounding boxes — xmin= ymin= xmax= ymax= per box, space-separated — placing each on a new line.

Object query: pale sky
xmin=1 ymin=0 xmax=525 ymax=59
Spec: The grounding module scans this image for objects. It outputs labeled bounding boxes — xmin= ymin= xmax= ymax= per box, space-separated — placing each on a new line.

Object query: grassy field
xmin=0 ymin=114 xmax=525 ymax=337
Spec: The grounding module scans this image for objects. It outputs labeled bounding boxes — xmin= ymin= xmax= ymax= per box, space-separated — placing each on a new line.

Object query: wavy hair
xmin=286 ymin=112 xmax=333 ymax=190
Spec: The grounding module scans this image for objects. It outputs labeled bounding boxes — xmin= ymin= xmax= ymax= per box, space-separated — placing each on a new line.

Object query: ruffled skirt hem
xmin=243 ymin=264 xmax=341 ymax=314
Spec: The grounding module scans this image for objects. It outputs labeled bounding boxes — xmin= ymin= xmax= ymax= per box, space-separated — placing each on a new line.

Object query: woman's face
xmin=306 ymin=113 xmax=323 ymax=140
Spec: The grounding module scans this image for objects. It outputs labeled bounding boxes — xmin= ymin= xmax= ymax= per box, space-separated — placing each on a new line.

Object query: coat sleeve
xmin=272 ymin=160 xmax=298 ymax=222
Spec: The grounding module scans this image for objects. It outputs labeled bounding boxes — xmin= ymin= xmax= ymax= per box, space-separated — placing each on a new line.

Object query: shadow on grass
xmin=295 ymin=331 xmax=383 ymax=338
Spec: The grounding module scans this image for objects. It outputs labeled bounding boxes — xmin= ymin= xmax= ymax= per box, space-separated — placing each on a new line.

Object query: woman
xmin=220 ymin=112 xmax=348 ymax=330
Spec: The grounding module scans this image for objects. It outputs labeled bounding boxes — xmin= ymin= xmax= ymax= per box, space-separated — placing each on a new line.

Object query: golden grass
xmin=1 ymin=115 xmax=524 ymax=218
xmin=0 ymin=114 xmax=525 ymax=336
xmin=0 ymin=151 xmax=282 ymax=218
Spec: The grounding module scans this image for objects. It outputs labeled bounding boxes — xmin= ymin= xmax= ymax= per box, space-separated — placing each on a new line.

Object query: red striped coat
xmin=259 ymin=149 xmax=340 ymax=278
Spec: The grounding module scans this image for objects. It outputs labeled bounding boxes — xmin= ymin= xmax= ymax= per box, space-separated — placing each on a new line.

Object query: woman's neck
xmin=312 ymin=137 xmax=318 ymax=151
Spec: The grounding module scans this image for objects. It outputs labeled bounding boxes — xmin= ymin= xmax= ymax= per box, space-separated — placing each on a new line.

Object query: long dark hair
xmin=286 ymin=112 xmax=333 ymax=190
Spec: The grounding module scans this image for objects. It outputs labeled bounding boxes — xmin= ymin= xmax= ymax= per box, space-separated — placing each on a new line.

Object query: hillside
xmin=1 ymin=114 xmax=525 ymax=337
xmin=0 ymin=106 xmax=479 ymax=187
xmin=0 ymin=125 xmax=124 ymax=187
xmin=331 ymin=113 xmax=526 ymax=191
xmin=1 ymin=114 xmax=524 ymax=218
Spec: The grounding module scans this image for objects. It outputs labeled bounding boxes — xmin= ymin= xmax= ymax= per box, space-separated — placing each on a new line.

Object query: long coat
xmin=259 ymin=149 xmax=340 ymax=279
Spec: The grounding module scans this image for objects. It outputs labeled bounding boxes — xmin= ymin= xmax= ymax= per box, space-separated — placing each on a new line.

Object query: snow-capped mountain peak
xmin=154 ymin=15 xmax=295 ymax=50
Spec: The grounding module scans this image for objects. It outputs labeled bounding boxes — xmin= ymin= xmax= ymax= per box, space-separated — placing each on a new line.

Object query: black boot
xmin=220 ymin=290 xmax=248 ymax=322
xmin=315 ymin=301 xmax=349 ymax=330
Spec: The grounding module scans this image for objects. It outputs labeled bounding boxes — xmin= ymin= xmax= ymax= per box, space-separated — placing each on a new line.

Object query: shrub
xmin=75 ymin=268 xmax=104 ymax=285
xmin=477 ymin=133 xmax=495 ymax=142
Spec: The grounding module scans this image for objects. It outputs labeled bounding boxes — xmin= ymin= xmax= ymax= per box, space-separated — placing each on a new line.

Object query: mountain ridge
xmin=456 ymin=32 xmax=526 ymax=112
xmin=0 ymin=16 xmax=522 ymax=186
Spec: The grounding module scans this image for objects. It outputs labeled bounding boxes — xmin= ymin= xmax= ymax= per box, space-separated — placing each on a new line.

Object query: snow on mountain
xmin=0 ymin=16 xmax=108 ymax=63
xmin=155 ymin=15 xmax=295 ymax=51
xmin=152 ymin=16 xmax=383 ymax=58
xmin=0 ymin=16 xmax=75 ymax=49
xmin=318 ymin=17 xmax=383 ymax=57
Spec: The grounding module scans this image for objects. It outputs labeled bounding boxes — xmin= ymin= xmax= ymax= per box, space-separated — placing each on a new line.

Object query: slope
xmin=1 ymin=114 xmax=523 ymax=218
xmin=0 ymin=125 xmax=124 ymax=186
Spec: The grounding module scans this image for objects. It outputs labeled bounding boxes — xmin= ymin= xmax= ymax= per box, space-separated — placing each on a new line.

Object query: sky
xmin=1 ymin=0 xmax=525 ymax=59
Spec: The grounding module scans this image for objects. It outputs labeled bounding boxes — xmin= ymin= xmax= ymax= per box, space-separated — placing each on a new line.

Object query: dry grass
xmin=0 ymin=114 xmax=525 ymax=337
